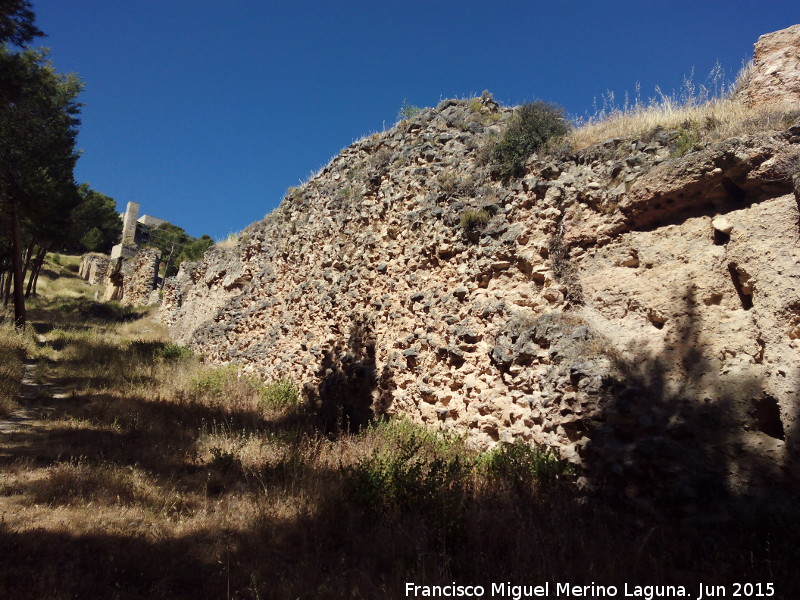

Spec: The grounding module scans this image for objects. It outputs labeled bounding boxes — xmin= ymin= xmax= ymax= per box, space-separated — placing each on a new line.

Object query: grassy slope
xmin=0 ymin=201 xmax=797 ymax=595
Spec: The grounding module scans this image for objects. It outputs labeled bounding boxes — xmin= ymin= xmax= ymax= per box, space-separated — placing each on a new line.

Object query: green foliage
xmin=0 ymin=43 xmax=84 ymax=325
xmin=176 ymin=234 xmax=214 ymax=265
xmin=467 ymin=96 xmax=502 ymax=125
xmin=0 ymin=48 xmax=83 ymax=206
xmin=79 ymin=227 xmax=104 ymax=252
xmin=191 ymin=365 xmax=239 ymax=396
xmin=68 ymin=184 xmax=122 ymax=253
xmin=259 ymin=379 xmax=300 ymax=406
xmin=479 ymin=439 xmax=576 ymax=486
xmin=492 ymin=100 xmax=570 ymax=181
xmin=0 ymin=0 xmax=43 ymax=48
xmin=673 ymin=125 xmax=701 ymax=156
xmin=350 ymin=425 xmax=469 ymax=515
xmin=147 ymin=224 xmax=213 ymax=277
xmin=397 ymin=98 xmax=421 ymax=121
xmin=161 ymin=343 xmax=193 ymax=360
xmin=191 ymin=366 xmax=296 ymax=408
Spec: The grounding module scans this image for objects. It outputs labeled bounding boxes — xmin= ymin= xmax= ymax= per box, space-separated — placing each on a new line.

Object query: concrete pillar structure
xmin=121 ymin=201 xmax=140 ymax=246
xmin=110 ymin=201 xmax=141 ymax=260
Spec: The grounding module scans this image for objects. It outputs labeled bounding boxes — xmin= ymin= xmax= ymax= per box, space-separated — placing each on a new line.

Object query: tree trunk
xmin=31 ymin=263 xmax=40 ymax=296
xmin=26 ymin=246 xmax=46 ymax=297
xmin=9 ymin=201 xmax=26 ymax=328
xmin=0 ymin=244 xmax=9 ymax=302
xmin=2 ymin=267 xmax=11 ymax=306
xmin=20 ymin=237 xmax=34 ymax=288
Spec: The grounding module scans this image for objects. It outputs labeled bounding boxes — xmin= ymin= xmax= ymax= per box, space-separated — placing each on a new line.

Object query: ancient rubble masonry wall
xmin=79 ymin=253 xmax=110 ymax=285
xmin=101 ymin=247 xmax=161 ymax=306
xmin=161 ymin=29 xmax=800 ymax=501
xmin=739 ymin=24 xmax=800 ymax=109
xmin=121 ymin=248 xmax=161 ymax=306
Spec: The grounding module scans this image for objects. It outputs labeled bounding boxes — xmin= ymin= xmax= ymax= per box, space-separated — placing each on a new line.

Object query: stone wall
xmin=738 ymin=24 xmax=800 ymax=109
xmin=161 ymin=29 xmax=800 ymax=504
xmin=103 ymin=247 xmax=161 ymax=306
xmin=78 ymin=253 xmax=110 ymax=285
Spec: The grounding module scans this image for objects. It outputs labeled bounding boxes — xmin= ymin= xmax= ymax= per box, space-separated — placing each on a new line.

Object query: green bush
xmin=191 ymin=365 xmax=239 ymax=396
xmin=350 ymin=429 xmax=469 ymax=514
xmin=673 ymin=125 xmax=700 ymax=156
xmin=161 ymin=343 xmax=193 ymax=360
xmin=479 ymin=439 xmax=576 ymax=486
xmin=397 ymin=98 xmax=421 ymax=121
xmin=259 ymin=379 xmax=300 ymax=406
xmin=492 ymin=101 xmax=570 ymax=181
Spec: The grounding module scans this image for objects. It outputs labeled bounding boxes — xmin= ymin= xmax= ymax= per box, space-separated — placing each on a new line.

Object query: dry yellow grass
xmin=570 ymin=63 xmax=800 ymax=149
xmin=571 ymin=96 xmax=799 ymax=150
xmin=0 ymin=325 xmax=34 ymax=416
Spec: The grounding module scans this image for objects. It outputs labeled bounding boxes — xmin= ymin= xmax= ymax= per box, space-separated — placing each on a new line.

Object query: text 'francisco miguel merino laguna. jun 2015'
xmin=404 ymin=581 xmax=777 ymax=599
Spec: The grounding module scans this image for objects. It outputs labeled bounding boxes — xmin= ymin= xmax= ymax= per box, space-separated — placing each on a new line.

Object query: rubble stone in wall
xmin=79 ymin=253 xmax=110 ymax=285
xmin=102 ymin=247 xmax=161 ymax=306
xmin=738 ymin=24 xmax=800 ymax=109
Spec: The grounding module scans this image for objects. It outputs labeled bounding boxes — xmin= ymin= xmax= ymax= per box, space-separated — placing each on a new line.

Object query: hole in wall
xmin=728 ymin=263 xmax=753 ymax=310
xmin=721 ymin=176 xmax=746 ymax=202
xmin=713 ymin=229 xmax=730 ymax=246
xmin=703 ymin=293 xmax=724 ymax=306
xmin=750 ymin=395 xmax=785 ymax=440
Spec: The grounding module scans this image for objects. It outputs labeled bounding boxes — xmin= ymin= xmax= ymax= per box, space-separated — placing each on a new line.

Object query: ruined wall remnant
xmin=738 ymin=24 xmax=800 ymax=109
xmin=102 ymin=247 xmax=161 ymax=306
xmin=161 ymin=30 xmax=800 ymax=504
xmin=78 ymin=253 xmax=110 ymax=285
xmin=89 ymin=201 xmax=173 ymax=305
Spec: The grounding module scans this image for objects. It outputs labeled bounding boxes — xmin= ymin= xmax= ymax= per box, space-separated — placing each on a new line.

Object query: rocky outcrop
xmin=161 ymin=31 xmax=800 ymax=507
xmin=738 ymin=24 xmax=800 ymax=108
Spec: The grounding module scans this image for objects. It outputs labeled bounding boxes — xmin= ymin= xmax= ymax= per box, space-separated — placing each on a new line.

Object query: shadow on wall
xmin=310 ymin=316 xmax=394 ymax=436
xmin=583 ymin=286 xmax=799 ymax=515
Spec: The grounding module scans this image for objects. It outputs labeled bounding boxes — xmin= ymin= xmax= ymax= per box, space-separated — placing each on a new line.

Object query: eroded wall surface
xmin=161 ymin=84 xmax=800 ymax=505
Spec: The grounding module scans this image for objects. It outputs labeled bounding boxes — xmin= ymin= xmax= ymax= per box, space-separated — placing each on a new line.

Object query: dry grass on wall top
xmin=570 ymin=62 xmax=800 ymax=150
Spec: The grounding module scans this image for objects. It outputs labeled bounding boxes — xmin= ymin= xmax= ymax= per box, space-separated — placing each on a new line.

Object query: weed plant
xmin=259 ymin=378 xmax=300 ymax=406
xmin=397 ymin=98 xmax=421 ymax=121
xmin=459 ymin=208 xmax=491 ymax=234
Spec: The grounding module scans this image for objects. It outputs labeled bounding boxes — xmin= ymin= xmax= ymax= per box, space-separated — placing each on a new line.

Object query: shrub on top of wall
xmin=492 ymin=100 xmax=570 ymax=181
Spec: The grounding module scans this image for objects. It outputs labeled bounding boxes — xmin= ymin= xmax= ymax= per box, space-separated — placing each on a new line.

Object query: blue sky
xmin=33 ymin=1 xmax=800 ymax=240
